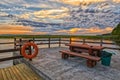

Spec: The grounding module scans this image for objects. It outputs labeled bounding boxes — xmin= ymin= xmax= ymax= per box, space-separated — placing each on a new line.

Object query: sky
xmin=0 ymin=0 xmax=120 ymax=35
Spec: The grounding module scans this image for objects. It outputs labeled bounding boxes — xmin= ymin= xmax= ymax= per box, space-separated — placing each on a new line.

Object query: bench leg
xmin=62 ymin=53 xmax=69 ymax=59
xmin=87 ymin=60 xmax=97 ymax=68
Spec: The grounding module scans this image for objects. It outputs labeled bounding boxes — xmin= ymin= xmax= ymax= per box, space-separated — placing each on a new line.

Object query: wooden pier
xmin=0 ymin=63 xmax=43 ymax=80
xmin=0 ymin=37 xmax=120 ymax=80
xmin=15 ymin=47 xmax=120 ymax=80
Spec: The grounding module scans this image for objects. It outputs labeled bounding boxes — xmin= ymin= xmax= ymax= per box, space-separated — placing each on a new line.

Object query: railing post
xmin=33 ymin=37 xmax=35 ymax=43
xmin=14 ymin=38 xmax=16 ymax=49
xmin=70 ymin=37 xmax=72 ymax=44
xmin=19 ymin=38 xmax=22 ymax=54
xmin=13 ymin=38 xmax=16 ymax=65
xmin=48 ymin=38 xmax=50 ymax=48
xmin=29 ymin=40 xmax=32 ymax=61
xmin=59 ymin=38 xmax=61 ymax=47
xmin=100 ymin=38 xmax=103 ymax=46
xmin=83 ymin=39 xmax=85 ymax=44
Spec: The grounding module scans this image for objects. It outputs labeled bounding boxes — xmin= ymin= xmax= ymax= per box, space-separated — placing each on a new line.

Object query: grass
xmin=0 ymin=34 xmax=119 ymax=40
xmin=0 ymin=34 xmax=119 ymax=46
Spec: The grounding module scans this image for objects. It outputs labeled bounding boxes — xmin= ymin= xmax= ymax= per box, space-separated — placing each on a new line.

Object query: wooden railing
xmin=0 ymin=48 xmax=23 ymax=62
xmin=0 ymin=37 xmax=120 ymax=62
xmin=27 ymin=37 xmax=120 ymax=50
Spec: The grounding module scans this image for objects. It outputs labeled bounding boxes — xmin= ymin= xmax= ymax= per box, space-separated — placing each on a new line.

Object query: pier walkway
xmin=0 ymin=63 xmax=43 ymax=80
xmin=16 ymin=47 xmax=120 ymax=80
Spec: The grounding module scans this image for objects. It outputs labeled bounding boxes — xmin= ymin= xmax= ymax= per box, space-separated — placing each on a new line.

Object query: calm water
xmin=0 ymin=38 xmax=119 ymax=68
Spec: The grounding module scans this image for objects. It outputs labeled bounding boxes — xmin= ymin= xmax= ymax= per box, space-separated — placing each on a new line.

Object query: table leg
xmin=69 ymin=46 xmax=73 ymax=51
xmin=88 ymin=49 xmax=93 ymax=56
xmin=87 ymin=60 xmax=97 ymax=68
xmin=62 ymin=53 xmax=69 ymax=59
xmin=97 ymin=51 xmax=101 ymax=57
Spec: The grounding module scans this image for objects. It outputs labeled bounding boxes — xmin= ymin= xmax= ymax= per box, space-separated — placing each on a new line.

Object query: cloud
xmin=19 ymin=7 xmax=69 ymax=23
xmin=113 ymin=0 xmax=120 ymax=3
xmin=55 ymin=27 xmax=113 ymax=35
xmin=0 ymin=24 xmax=34 ymax=34
xmin=0 ymin=12 xmax=8 ymax=16
xmin=58 ymin=0 xmax=106 ymax=6
xmin=33 ymin=7 xmax=69 ymax=18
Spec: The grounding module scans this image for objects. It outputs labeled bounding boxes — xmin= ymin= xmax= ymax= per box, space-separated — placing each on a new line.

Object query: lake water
xmin=0 ymin=38 xmax=119 ymax=68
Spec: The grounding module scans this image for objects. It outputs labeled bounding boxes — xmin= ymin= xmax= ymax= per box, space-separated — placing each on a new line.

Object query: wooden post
xmin=19 ymin=38 xmax=22 ymax=54
xmin=100 ymin=39 xmax=103 ymax=46
xmin=83 ymin=39 xmax=85 ymax=44
xmin=29 ymin=40 xmax=32 ymax=61
xmin=33 ymin=37 xmax=35 ymax=43
xmin=70 ymin=37 xmax=72 ymax=44
xmin=13 ymin=38 xmax=16 ymax=65
xmin=14 ymin=38 xmax=16 ymax=49
xmin=59 ymin=38 xmax=61 ymax=47
xmin=48 ymin=38 xmax=50 ymax=48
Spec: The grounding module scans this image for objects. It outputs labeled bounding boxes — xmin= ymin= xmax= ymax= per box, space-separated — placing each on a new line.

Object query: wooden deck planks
xmin=0 ymin=69 xmax=4 ymax=80
xmin=21 ymin=65 xmax=40 ymax=80
xmin=13 ymin=66 xmax=27 ymax=80
xmin=8 ymin=67 xmax=18 ymax=80
xmin=0 ymin=63 xmax=43 ymax=80
xmin=16 ymin=64 xmax=36 ymax=80
xmin=4 ymin=68 xmax=12 ymax=80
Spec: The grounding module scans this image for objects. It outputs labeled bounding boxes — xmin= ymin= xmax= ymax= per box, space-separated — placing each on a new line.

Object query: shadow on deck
xmin=15 ymin=47 xmax=120 ymax=80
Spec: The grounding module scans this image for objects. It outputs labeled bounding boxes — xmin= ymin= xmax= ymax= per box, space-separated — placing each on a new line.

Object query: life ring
xmin=21 ymin=42 xmax=38 ymax=59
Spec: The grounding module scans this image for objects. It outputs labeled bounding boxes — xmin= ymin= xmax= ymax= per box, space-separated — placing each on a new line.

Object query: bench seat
xmin=59 ymin=50 xmax=101 ymax=68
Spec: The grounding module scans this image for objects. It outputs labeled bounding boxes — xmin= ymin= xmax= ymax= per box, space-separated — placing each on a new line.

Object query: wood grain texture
xmin=0 ymin=64 xmax=43 ymax=80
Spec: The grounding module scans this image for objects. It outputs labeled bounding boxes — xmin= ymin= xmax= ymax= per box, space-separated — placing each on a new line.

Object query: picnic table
xmin=65 ymin=43 xmax=104 ymax=57
xmin=60 ymin=43 xmax=105 ymax=67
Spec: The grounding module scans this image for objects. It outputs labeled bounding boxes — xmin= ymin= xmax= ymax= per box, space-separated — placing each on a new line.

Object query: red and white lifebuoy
xmin=21 ymin=42 xmax=38 ymax=59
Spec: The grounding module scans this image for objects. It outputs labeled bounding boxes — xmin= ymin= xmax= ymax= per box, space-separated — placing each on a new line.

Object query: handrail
xmin=0 ymin=37 xmax=119 ymax=62
xmin=0 ymin=42 xmax=14 ymax=44
xmin=0 ymin=48 xmax=20 ymax=53
xmin=0 ymin=38 xmax=119 ymax=50
xmin=0 ymin=56 xmax=23 ymax=62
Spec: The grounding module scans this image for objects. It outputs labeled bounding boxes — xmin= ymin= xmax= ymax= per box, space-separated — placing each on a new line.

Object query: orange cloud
xmin=113 ymin=0 xmax=120 ymax=3
xmin=55 ymin=27 xmax=113 ymax=35
xmin=59 ymin=0 xmax=105 ymax=6
xmin=19 ymin=7 xmax=69 ymax=21
xmin=0 ymin=24 xmax=34 ymax=34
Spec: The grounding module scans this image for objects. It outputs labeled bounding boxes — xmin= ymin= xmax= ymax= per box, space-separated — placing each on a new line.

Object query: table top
xmin=65 ymin=43 xmax=104 ymax=50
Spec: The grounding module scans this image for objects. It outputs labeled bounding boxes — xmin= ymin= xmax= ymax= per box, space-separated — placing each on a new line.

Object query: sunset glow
xmin=55 ymin=27 xmax=113 ymax=35
xmin=0 ymin=0 xmax=119 ymax=35
xmin=113 ymin=0 xmax=120 ymax=3
xmin=59 ymin=0 xmax=105 ymax=6
xmin=0 ymin=24 xmax=34 ymax=34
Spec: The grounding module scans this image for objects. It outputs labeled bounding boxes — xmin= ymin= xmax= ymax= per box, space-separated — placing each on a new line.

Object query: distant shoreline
xmin=0 ymin=34 xmax=116 ymax=39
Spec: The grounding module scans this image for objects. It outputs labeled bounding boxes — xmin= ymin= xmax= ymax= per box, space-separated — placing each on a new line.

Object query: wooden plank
xmin=4 ymin=68 xmax=12 ymax=80
xmin=16 ymin=64 xmax=31 ymax=80
xmin=0 ymin=56 xmax=23 ymax=62
xmin=10 ymin=66 xmax=22 ymax=80
xmin=8 ymin=68 xmax=18 ymax=80
xmin=16 ymin=64 xmax=40 ymax=80
xmin=0 ymin=42 xmax=14 ymax=44
xmin=60 ymin=50 xmax=101 ymax=61
xmin=0 ymin=69 xmax=4 ymax=80
xmin=0 ymin=48 xmax=20 ymax=53
xmin=13 ymin=66 xmax=27 ymax=80
xmin=23 ymin=65 xmax=41 ymax=80
xmin=0 ymin=64 xmax=42 ymax=80
xmin=1 ymin=68 xmax=7 ymax=80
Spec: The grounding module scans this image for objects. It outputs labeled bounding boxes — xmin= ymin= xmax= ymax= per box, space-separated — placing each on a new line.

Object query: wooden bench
xmin=59 ymin=50 xmax=101 ymax=68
